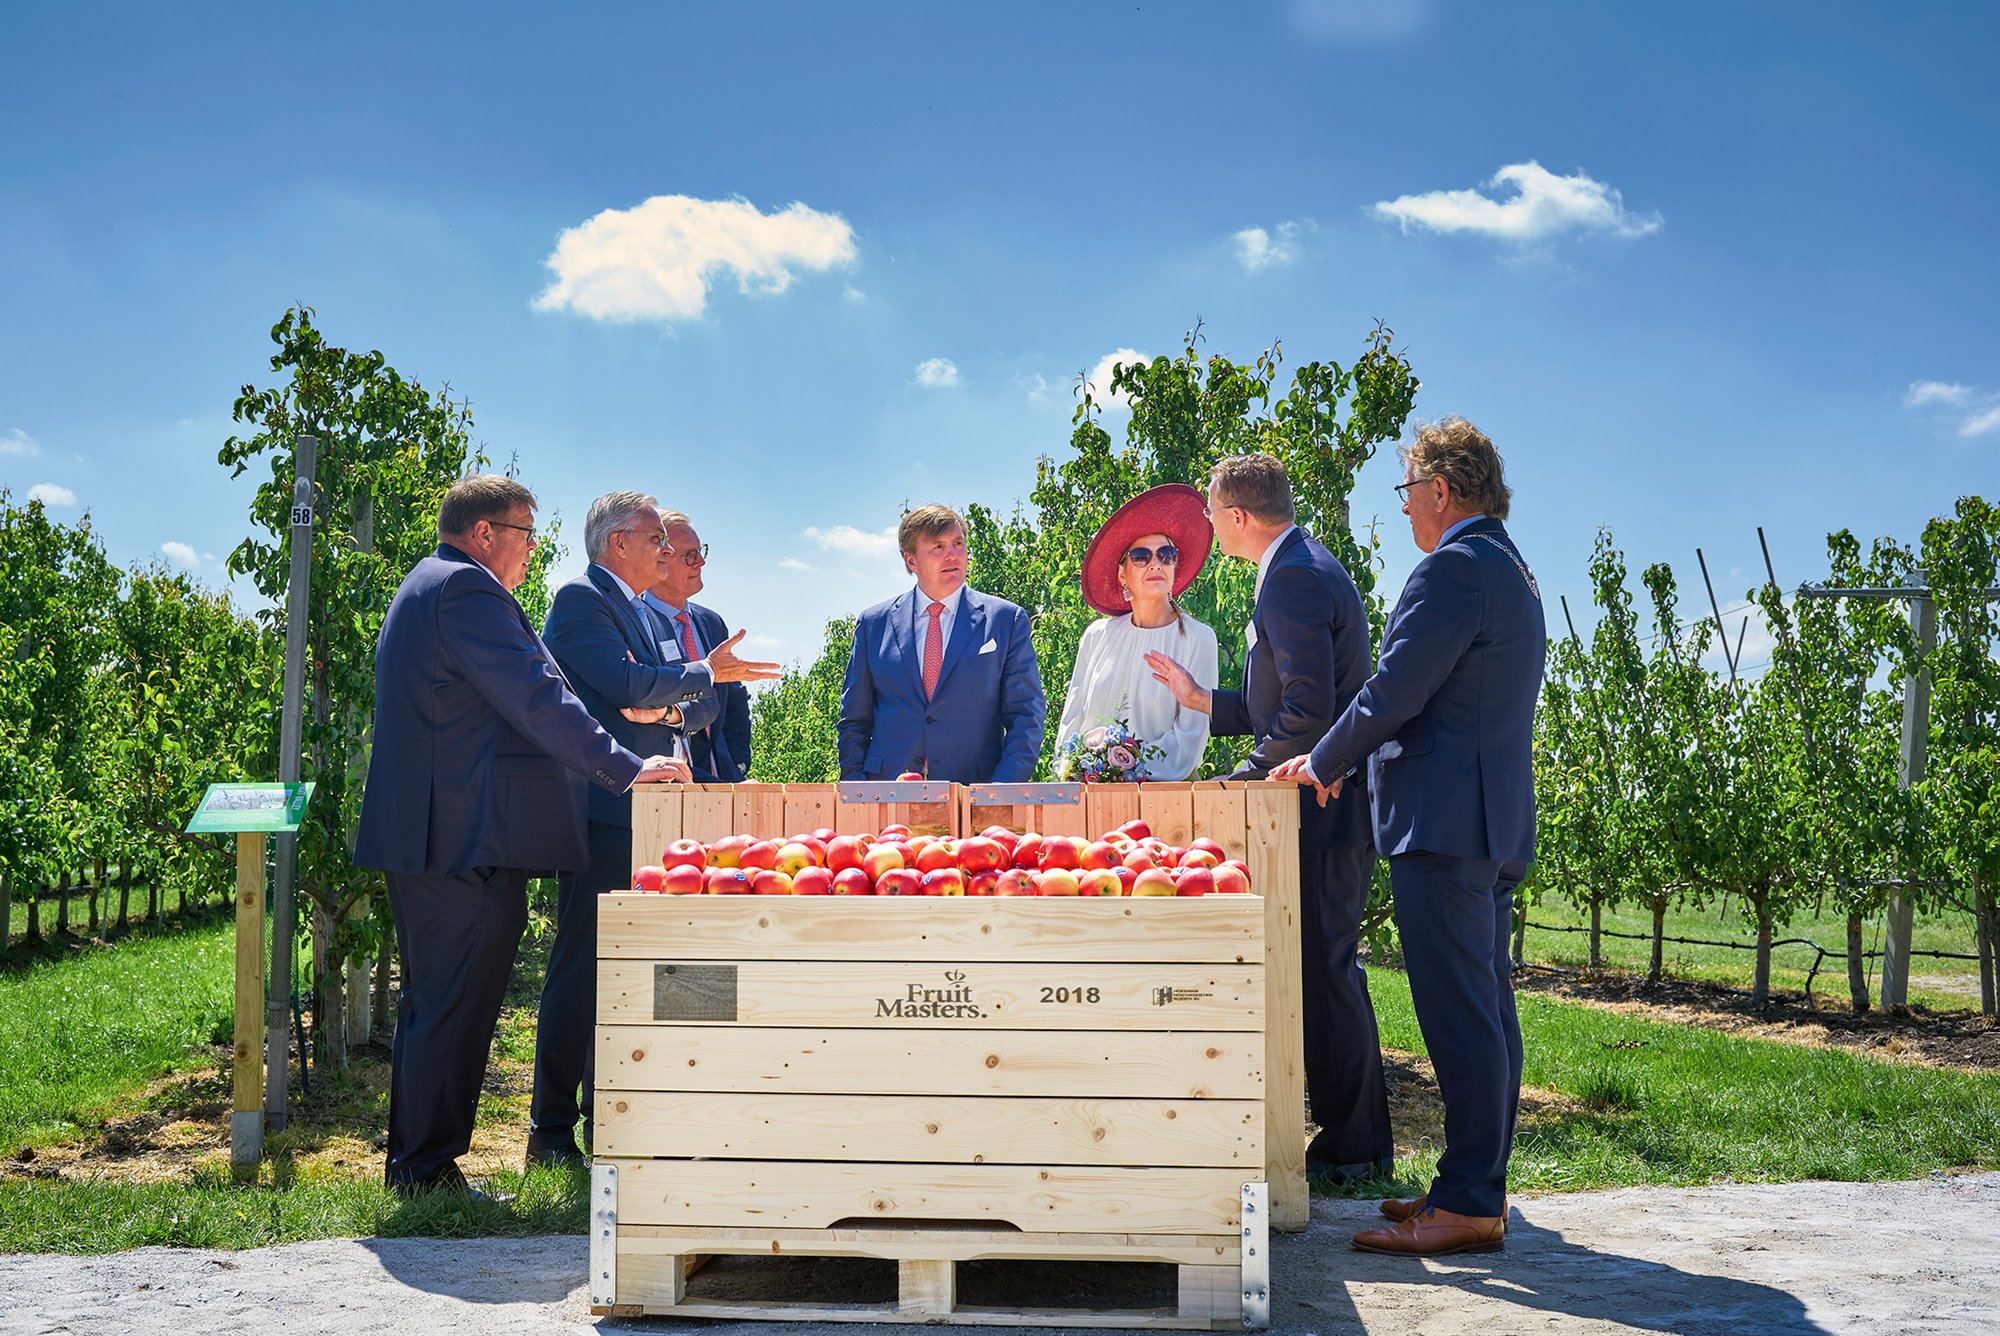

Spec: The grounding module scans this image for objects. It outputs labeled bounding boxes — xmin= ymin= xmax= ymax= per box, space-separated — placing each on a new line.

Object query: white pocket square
xmin=978 ymin=638 xmax=998 ymax=654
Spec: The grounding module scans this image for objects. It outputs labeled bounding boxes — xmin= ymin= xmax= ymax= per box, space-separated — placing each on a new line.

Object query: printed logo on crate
xmin=875 ymin=968 xmax=986 ymax=1020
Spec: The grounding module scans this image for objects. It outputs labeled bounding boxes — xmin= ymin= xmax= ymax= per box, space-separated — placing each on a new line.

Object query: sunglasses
xmin=1124 ymin=544 xmax=1180 ymax=567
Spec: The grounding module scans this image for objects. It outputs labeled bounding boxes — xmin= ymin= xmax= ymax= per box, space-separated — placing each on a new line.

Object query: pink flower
xmin=1107 ymin=745 xmax=1136 ymax=770
xmin=1083 ymin=726 xmax=1109 ymax=749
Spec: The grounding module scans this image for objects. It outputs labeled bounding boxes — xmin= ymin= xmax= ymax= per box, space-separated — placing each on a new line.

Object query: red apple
xmin=1080 ymin=868 xmax=1123 ymax=897
xmin=1011 ymin=832 xmax=1046 ymax=869
xmin=708 ymin=834 xmax=752 ymax=868
xmin=811 ymin=827 xmax=837 ymax=844
xmin=915 ymin=840 xmax=959 ymax=874
xmin=895 ymin=771 xmax=926 ymax=781
xmin=862 ymin=844 xmax=907 ymax=880
xmin=876 ymin=867 xmax=923 ymax=897
xmin=994 ymin=868 xmax=1039 ymax=896
xmin=706 ymin=867 xmax=752 ymax=894
xmin=1103 ymin=831 xmax=1136 ymax=851
xmin=1039 ymin=867 xmax=1080 ymax=897
xmin=1079 ymin=840 xmax=1122 ymax=871
xmin=632 ymin=865 xmax=668 ymax=892
xmin=1117 ymin=818 xmax=1152 ymax=841
xmin=660 ymin=838 xmax=706 ymax=871
xmin=826 ymin=835 xmax=869 ymax=873
xmin=661 ymin=863 xmax=705 ymax=895
xmin=1113 ymin=865 xmax=1138 ymax=894
xmin=739 ymin=840 xmax=780 ymax=872
xmin=879 ymin=823 xmax=912 ymax=840
xmin=956 ymin=836 xmax=1006 ymax=874
xmin=1177 ymin=867 xmax=1216 ymax=897
xmin=966 ymin=869 xmax=1000 ymax=896
xmin=1121 ymin=846 xmax=1158 ymax=873
xmin=922 ymin=867 xmax=966 ymax=896
xmin=751 ymin=869 xmax=794 ymax=895
xmin=791 ymin=866 xmax=834 ymax=896
xmin=1132 ymin=867 xmax=1177 ymax=896
xmin=1213 ymin=862 xmax=1252 ymax=895
xmin=831 ymin=867 xmax=875 ymax=896
xmin=1178 ymin=847 xmax=1220 ymax=870
xmin=1188 ymin=837 xmax=1230 ymax=863
xmin=776 ymin=841 xmax=820 ymax=875
xmin=1038 ymin=837 xmax=1084 ymax=872
xmin=786 ymin=834 xmax=829 ymax=862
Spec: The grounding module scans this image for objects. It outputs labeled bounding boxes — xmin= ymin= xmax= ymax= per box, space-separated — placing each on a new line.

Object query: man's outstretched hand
xmin=632 ymin=755 xmax=693 ymax=784
xmin=1270 ymin=754 xmax=1340 ymax=806
xmin=1144 ymin=651 xmax=1212 ymax=714
xmin=705 ymin=629 xmax=782 ymax=684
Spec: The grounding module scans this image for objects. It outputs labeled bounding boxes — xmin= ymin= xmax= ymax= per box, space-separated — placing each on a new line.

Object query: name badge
xmin=1245 ymin=620 xmax=1259 ymax=652
xmin=657 ymin=638 xmax=684 ymax=663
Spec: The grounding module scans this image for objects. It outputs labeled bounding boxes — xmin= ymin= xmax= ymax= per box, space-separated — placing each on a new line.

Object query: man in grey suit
xmin=354 ymin=475 xmax=687 ymax=1198
xmin=1276 ymin=418 xmax=1546 ymax=1258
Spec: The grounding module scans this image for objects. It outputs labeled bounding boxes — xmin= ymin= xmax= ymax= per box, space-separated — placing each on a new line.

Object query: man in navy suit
xmin=839 ymin=504 xmax=1046 ymax=783
xmin=528 ymin=492 xmax=778 ymax=1167
xmin=355 ymin=476 xmax=689 ymax=1197
xmin=1147 ymin=454 xmax=1393 ymax=1184
xmin=643 ymin=510 xmax=753 ymax=783
xmin=1276 ymin=418 xmax=1545 ymax=1257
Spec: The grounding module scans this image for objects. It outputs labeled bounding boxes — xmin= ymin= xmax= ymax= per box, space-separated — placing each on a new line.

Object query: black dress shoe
xmin=525 ymin=1131 xmax=587 ymax=1170
xmin=1307 ymin=1156 xmax=1395 ymax=1185
xmin=391 ymin=1162 xmax=475 ymax=1199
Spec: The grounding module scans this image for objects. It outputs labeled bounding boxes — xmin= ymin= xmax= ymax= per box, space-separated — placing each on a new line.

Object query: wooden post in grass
xmin=233 ymin=832 xmax=267 ymax=1178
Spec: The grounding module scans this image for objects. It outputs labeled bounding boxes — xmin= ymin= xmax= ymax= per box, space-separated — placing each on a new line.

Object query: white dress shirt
xmin=912 ymin=583 xmax=966 ymax=649
xmin=1056 ymin=613 xmax=1219 ymax=781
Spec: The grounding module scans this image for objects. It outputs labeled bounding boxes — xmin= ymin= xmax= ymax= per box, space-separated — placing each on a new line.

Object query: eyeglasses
xmin=1124 ymin=544 xmax=1180 ymax=567
xmin=487 ymin=519 xmax=538 ymax=543
xmin=1394 ymin=476 xmax=1439 ymax=500
xmin=677 ymin=543 xmax=710 ymax=566
xmin=1201 ymin=502 xmax=1241 ymax=521
xmin=615 ymin=527 xmax=671 ymax=550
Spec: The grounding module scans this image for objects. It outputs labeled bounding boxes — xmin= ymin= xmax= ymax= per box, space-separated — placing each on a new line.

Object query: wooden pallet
xmin=588 ymin=1169 xmax=1269 ymax=1329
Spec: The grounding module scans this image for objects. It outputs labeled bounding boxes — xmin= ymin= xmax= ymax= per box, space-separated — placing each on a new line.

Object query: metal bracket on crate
xmin=589 ymin=1161 xmax=618 ymax=1308
xmin=966 ymin=783 xmax=1083 ymax=806
xmin=838 ymin=781 xmax=954 ymax=803
xmin=1241 ymin=1180 xmax=1270 ymax=1330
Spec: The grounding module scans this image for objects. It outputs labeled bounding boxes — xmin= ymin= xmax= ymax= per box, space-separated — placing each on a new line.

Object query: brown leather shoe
xmin=1352 ymin=1205 xmax=1505 ymax=1256
xmin=1379 ymin=1194 xmax=1427 ymax=1222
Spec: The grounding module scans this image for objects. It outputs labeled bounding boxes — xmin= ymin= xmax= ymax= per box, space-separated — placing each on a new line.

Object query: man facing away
xmin=1146 ymin=453 xmax=1394 ymax=1182
xmin=354 ymin=475 xmax=688 ymax=1197
xmin=642 ymin=509 xmax=754 ymax=783
xmin=1275 ymin=417 xmax=1546 ymax=1257
xmin=528 ymin=492 xmax=778 ymax=1167
xmin=839 ymin=504 xmax=1046 ymax=783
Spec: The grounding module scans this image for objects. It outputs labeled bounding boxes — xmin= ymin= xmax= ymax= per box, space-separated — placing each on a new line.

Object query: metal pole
xmin=266 ymin=433 xmax=316 ymax=1129
xmin=1882 ymin=588 xmax=1936 ymax=1008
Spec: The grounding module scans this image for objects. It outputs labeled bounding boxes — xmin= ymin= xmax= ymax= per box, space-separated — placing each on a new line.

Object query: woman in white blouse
xmin=1055 ymin=483 xmax=1219 ymax=782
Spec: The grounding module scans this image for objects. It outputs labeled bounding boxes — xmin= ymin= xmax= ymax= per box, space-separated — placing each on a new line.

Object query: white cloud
xmin=1904 ymin=379 xmax=2000 ymax=438
xmin=778 ymin=556 xmax=815 ymax=572
xmin=1904 ymin=381 xmax=1971 ymax=408
xmin=842 ymin=284 xmax=866 ymax=303
xmin=161 ymin=541 xmax=201 ymax=568
xmin=27 ymin=483 xmax=76 ymax=507
xmin=1373 ymin=161 xmax=1662 ymax=242
xmin=1961 ymin=405 xmax=2000 ymax=439
xmin=1017 ymin=372 xmax=1054 ymax=405
xmin=804 ymin=524 xmax=899 ymax=559
xmin=1233 ymin=220 xmax=1312 ymax=271
xmin=532 ymin=194 xmax=856 ymax=322
xmin=1291 ymin=0 xmax=1428 ymax=42
xmin=1083 ymin=349 xmax=1152 ymax=410
xmin=914 ymin=357 xmax=960 ymax=388
xmin=1 ymin=428 xmax=37 ymax=457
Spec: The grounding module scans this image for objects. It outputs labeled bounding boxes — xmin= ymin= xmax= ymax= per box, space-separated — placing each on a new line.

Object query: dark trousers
xmin=1300 ymin=786 xmax=1393 ymax=1170
xmin=383 ymin=866 xmax=529 ymax=1187
xmin=530 ymin=820 xmax=630 ymax=1142
xmin=1389 ymin=852 xmax=1526 ymax=1218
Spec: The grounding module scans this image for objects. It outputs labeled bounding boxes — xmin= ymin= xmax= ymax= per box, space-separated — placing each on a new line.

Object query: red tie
xmin=675 ymin=610 xmax=701 ymax=663
xmin=922 ymin=600 xmax=945 ymax=698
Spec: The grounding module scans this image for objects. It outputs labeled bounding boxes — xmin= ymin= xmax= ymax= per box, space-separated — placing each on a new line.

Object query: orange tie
xmin=922 ymin=600 xmax=945 ymax=698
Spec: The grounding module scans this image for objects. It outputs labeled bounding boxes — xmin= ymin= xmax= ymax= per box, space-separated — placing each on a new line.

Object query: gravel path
xmin=4 ymin=1172 xmax=1994 ymax=1335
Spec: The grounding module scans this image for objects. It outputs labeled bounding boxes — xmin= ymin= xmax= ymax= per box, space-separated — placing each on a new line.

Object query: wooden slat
xmin=611 ymin=1298 xmax=1216 ymax=1329
xmin=783 ymin=784 xmax=837 ymax=837
xmin=597 ymin=1026 xmax=1265 ymax=1099
xmin=1032 ymin=797 xmax=1090 ymax=839
xmin=1138 ymin=783 xmax=1195 ymax=848
xmin=596 ymin=894 xmax=1262 ymax=963
xmin=1177 ymin=1264 xmax=1237 ymax=1321
xmin=682 ymin=786 xmax=737 ymax=843
xmin=232 ymin=832 xmax=265 ymax=1114
xmin=630 ymin=789 xmax=683 ymax=878
xmin=734 ymin=783 xmax=788 ymax=839
xmin=1082 ymin=785 xmax=1143 ymax=841
xmin=900 ymin=1258 xmax=954 ymax=1314
xmin=594 ymin=1092 xmax=1263 ymax=1167
xmin=613 ymin=1224 xmax=1236 ymax=1266
xmin=834 ymin=798 xmax=882 ymax=836
xmin=616 ymin=1242 xmax=685 ymax=1306
xmin=1189 ymin=784 xmax=1247 ymax=863
xmin=605 ymin=1159 xmax=1247 ymax=1234
xmin=599 ymin=961 xmax=1263 ymax=1030
xmin=889 ymin=799 xmax=955 ymax=836
xmin=1244 ymin=782 xmax=1305 ymax=1232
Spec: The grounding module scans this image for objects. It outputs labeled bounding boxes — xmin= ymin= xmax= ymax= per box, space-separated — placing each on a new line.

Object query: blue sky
xmin=3 ymin=0 xmax=1994 ymax=676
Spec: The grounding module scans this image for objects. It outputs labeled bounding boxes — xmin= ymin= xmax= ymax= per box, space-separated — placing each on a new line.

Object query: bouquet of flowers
xmin=1054 ymin=711 xmax=1164 ymax=784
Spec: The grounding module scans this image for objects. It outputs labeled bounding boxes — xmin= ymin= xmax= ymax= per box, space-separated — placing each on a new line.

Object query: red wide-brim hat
xmin=1080 ymin=483 xmax=1214 ymax=615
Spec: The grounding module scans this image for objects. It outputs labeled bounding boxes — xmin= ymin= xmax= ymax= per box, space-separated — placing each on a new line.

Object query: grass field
xmin=1518 ymin=896 xmax=1985 ymax=1013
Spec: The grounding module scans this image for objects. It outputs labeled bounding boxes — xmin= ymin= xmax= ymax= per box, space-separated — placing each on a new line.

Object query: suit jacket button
xmin=595 ymin=770 xmax=612 ymax=784
xmin=925 ymin=716 xmax=936 ymax=724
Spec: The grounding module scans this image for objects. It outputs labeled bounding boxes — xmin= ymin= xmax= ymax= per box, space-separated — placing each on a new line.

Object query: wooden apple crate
xmin=601 ymin=781 xmax=1277 ymax=1327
